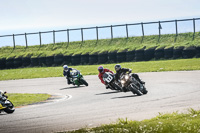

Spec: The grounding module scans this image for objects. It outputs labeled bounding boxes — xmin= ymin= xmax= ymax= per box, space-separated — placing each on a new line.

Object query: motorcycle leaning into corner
xmin=0 ymin=90 xmax=15 ymax=114
xmin=102 ymin=72 xmax=122 ymax=91
xmin=119 ymin=73 xmax=148 ymax=96
xmin=66 ymin=69 xmax=88 ymax=87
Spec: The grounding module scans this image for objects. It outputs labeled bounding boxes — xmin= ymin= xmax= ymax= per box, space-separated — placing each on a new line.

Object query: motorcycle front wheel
xmin=80 ymin=79 xmax=88 ymax=86
xmin=4 ymin=100 xmax=15 ymax=114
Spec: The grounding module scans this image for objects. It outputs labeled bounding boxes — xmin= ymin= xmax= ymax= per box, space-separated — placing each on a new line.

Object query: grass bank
xmin=7 ymin=93 xmax=51 ymax=107
xmin=0 ymin=32 xmax=200 ymax=59
xmin=64 ymin=108 xmax=200 ymax=133
xmin=0 ymin=58 xmax=200 ymax=80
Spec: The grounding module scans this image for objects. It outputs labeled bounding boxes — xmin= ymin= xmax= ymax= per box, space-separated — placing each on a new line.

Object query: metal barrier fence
xmin=0 ymin=18 xmax=200 ymax=48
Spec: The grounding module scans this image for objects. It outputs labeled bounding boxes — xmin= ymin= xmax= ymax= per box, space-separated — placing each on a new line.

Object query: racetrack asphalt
xmin=0 ymin=71 xmax=200 ymax=133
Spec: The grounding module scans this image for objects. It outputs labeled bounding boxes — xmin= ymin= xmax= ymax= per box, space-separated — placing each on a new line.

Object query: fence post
xmin=175 ymin=20 xmax=178 ymax=36
xmin=81 ymin=28 xmax=84 ymax=42
xmin=25 ymin=33 xmax=28 ymax=48
xmin=13 ymin=34 xmax=15 ymax=49
xmin=193 ymin=18 xmax=196 ymax=40
xmin=141 ymin=22 xmax=144 ymax=37
xmin=39 ymin=32 xmax=42 ymax=46
xmin=67 ymin=29 xmax=69 ymax=47
xmin=126 ymin=24 xmax=129 ymax=39
xmin=158 ymin=21 xmax=161 ymax=37
xmin=53 ymin=30 xmax=55 ymax=45
xmin=96 ymin=26 xmax=98 ymax=41
xmin=111 ymin=25 xmax=113 ymax=39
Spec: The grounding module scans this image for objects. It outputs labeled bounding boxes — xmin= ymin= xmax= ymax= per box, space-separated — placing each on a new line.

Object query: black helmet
xmin=115 ymin=64 xmax=121 ymax=72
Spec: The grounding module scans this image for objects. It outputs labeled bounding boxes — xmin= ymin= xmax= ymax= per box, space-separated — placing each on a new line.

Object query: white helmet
xmin=63 ymin=65 xmax=68 ymax=72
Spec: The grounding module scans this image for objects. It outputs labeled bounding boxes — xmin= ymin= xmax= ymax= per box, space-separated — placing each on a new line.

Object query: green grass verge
xmin=63 ymin=108 xmax=200 ymax=133
xmin=7 ymin=93 xmax=51 ymax=107
xmin=0 ymin=58 xmax=200 ymax=80
xmin=0 ymin=32 xmax=200 ymax=59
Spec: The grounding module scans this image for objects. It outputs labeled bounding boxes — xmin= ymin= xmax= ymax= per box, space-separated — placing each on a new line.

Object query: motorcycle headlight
xmin=121 ymin=80 xmax=125 ymax=84
xmin=125 ymin=75 xmax=129 ymax=80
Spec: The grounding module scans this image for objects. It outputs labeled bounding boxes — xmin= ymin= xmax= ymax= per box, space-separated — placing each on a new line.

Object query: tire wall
xmin=72 ymin=55 xmax=81 ymax=65
xmin=0 ymin=46 xmax=199 ymax=69
xmin=14 ymin=58 xmax=22 ymax=68
xmin=98 ymin=53 xmax=108 ymax=64
xmin=135 ymin=49 xmax=145 ymax=61
xmin=81 ymin=54 xmax=89 ymax=64
xmin=108 ymin=52 xmax=117 ymax=63
xmin=89 ymin=54 xmax=98 ymax=65
xmin=116 ymin=52 xmax=126 ymax=63
xmin=22 ymin=57 xmax=31 ymax=67
xmin=46 ymin=56 xmax=54 ymax=66
xmin=54 ymin=55 xmax=63 ymax=66
xmin=0 ymin=58 xmax=6 ymax=69
xmin=126 ymin=51 xmax=135 ymax=62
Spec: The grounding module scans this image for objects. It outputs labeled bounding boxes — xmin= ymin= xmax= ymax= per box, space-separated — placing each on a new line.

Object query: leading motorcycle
xmin=0 ymin=90 xmax=15 ymax=114
xmin=120 ymin=73 xmax=148 ymax=96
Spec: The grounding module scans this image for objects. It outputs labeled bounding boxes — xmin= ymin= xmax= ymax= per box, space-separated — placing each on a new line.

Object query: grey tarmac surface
xmin=0 ymin=71 xmax=200 ymax=133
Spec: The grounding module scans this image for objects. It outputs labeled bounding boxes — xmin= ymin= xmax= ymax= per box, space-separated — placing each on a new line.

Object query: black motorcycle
xmin=119 ymin=73 xmax=148 ymax=96
xmin=0 ymin=91 xmax=15 ymax=114
xmin=102 ymin=72 xmax=122 ymax=91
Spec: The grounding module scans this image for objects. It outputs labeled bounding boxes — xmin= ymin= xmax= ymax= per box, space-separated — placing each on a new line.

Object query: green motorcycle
xmin=69 ymin=69 xmax=88 ymax=86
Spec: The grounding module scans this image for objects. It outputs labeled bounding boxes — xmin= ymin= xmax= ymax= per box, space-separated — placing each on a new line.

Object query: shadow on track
xmin=60 ymin=86 xmax=85 ymax=90
xmin=111 ymin=94 xmax=138 ymax=99
xmin=95 ymin=91 xmax=121 ymax=95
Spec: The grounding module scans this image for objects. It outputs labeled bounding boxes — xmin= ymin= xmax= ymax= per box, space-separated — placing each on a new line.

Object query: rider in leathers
xmin=98 ymin=66 xmax=114 ymax=89
xmin=63 ymin=65 xmax=73 ymax=85
xmin=114 ymin=64 xmax=145 ymax=92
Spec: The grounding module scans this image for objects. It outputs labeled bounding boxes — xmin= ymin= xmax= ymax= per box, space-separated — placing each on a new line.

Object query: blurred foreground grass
xmin=64 ymin=108 xmax=200 ymax=133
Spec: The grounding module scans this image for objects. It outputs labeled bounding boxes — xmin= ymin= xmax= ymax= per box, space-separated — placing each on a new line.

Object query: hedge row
xmin=0 ymin=46 xmax=200 ymax=69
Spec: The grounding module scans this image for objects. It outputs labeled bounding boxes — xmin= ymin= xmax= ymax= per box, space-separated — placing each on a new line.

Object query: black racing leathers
xmin=115 ymin=68 xmax=143 ymax=84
